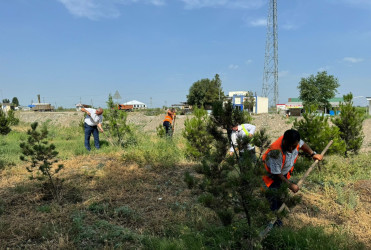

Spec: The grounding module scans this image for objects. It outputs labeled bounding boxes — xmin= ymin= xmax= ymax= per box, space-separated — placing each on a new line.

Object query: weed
xmin=183 ymin=171 xmax=196 ymax=189
xmin=262 ymin=226 xmax=365 ymax=250
xmin=88 ymin=202 xmax=109 ymax=215
xmin=0 ymin=199 xmax=6 ymax=216
xmin=122 ymin=136 xmax=184 ymax=168
xmin=114 ymin=206 xmax=137 ymax=221
xmin=37 ymin=205 xmax=52 ymax=213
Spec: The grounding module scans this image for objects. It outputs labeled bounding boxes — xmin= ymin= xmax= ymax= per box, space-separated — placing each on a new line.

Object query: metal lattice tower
xmin=261 ymin=0 xmax=278 ymax=106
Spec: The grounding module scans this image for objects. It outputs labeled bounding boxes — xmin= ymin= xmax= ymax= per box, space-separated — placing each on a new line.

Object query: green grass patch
xmin=263 ymin=225 xmax=366 ymax=250
xmin=122 ymin=134 xmax=185 ymax=168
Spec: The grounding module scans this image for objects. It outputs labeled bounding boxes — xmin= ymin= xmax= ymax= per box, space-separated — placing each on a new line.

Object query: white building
xmin=228 ymin=91 xmax=268 ymax=114
xmin=123 ymin=100 xmax=147 ymax=109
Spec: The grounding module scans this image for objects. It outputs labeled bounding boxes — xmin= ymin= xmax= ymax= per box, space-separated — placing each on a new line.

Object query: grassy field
xmin=0 ymin=120 xmax=370 ymax=249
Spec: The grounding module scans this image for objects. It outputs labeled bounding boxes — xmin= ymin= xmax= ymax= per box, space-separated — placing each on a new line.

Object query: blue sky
xmin=0 ymin=0 xmax=370 ymax=108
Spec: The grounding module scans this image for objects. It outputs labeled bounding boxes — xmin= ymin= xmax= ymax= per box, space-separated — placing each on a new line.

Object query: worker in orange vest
xmin=262 ymin=129 xmax=323 ymax=212
xmin=163 ymin=108 xmax=176 ymax=136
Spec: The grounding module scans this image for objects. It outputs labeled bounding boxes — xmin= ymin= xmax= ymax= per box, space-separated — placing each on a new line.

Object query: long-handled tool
xmin=258 ymin=140 xmax=333 ymax=241
xmin=171 ymin=113 xmax=176 ymax=136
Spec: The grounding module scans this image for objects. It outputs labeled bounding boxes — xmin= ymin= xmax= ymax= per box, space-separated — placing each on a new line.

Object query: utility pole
xmin=262 ymin=0 xmax=278 ymax=107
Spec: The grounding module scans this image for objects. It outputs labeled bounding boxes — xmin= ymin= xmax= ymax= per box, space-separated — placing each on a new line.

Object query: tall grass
xmin=0 ymin=122 xmax=125 ymax=170
xmin=263 ymin=226 xmax=365 ymax=250
xmin=122 ymin=133 xmax=186 ymax=168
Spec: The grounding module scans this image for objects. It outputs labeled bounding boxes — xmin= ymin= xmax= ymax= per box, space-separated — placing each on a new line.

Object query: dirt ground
xmin=18 ymin=111 xmax=371 ymax=152
xmin=5 ymin=111 xmax=371 ymax=248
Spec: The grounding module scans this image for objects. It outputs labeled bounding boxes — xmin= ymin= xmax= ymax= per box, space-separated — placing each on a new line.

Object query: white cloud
xmin=58 ymin=0 xmax=266 ymax=19
xmin=342 ymin=57 xmax=364 ymax=63
xmin=278 ymin=70 xmax=289 ymax=78
xmin=228 ymin=64 xmax=239 ymax=69
xmin=248 ymin=18 xmax=266 ymax=27
xmin=317 ymin=66 xmax=332 ymax=72
xmin=57 ymin=0 xmax=166 ymax=20
xmin=245 ymin=59 xmax=253 ymax=64
xmin=180 ymin=0 xmax=266 ymax=9
xmin=281 ymin=23 xmax=298 ymax=30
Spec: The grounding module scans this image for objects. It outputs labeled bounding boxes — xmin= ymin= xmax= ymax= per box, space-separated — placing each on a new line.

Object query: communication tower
xmin=261 ymin=0 xmax=278 ymax=106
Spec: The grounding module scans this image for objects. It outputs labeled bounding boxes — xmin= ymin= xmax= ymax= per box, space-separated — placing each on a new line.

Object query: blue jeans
xmin=84 ymin=123 xmax=100 ymax=151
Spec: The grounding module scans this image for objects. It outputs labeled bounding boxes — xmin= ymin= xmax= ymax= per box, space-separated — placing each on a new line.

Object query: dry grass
xmin=0 ymin=154 xmax=216 ymax=248
xmin=287 ymin=180 xmax=371 ymax=247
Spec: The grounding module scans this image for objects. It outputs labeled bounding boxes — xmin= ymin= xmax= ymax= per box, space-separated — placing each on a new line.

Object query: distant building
xmin=1 ymin=103 xmax=14 ymax=112
xmin=123 ymin=100 xmax=147 ymax=109
xmin=228 ymin=91 xmax=268 ymax=114
xmin=284 ymin=97 xmax=344 ymax=116
xmin=367 ymin=97 xmax=371 ymax=115
xmin=171 ymin=102 xmax=192 ymax=110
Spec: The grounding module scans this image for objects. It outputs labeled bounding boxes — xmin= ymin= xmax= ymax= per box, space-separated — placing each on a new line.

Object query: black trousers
xmin=264 ymin=173 xmax=288 ymax=211
xmin=163 ymin=121 xmax=172 ymax=136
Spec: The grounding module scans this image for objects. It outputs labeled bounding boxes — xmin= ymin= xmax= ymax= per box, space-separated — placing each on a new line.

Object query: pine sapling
xmin=0 ymin=109 xmax=11 ymax=135
xmin=20 ymin=122 xmax=63 ymax=200
xmin=103 ymin=94 xmax=133 ymax=147
xmin=333 ymin=92 xmax=365 ymax=156
xmin=190 ymin=101 xmax=273 ymax=245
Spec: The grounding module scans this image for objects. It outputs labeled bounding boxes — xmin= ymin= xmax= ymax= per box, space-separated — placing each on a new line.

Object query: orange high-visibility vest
xmin=262 ymin=136 xmax=300 ymax=188
xmin=163 ymin=114 xmax=174 ymax=124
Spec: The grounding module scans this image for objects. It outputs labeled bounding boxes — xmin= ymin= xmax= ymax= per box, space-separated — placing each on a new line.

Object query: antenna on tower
xmin=262 ymin=0 xmax=278 ymax=107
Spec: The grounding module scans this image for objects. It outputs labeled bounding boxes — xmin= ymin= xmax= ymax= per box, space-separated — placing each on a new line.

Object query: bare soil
xmin=18 ymin=111 xmax=371 ymax=152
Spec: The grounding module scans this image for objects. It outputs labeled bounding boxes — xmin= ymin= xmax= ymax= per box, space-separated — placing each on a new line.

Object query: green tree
xmin=20 ymin=122 xmax=64 ymax=200
xmin=185 ymin=101 xmax=274 ymax=246
xmin=333 ymin=93 xmax=365 ymax=156
xmin=103 ymin=94 xmax=134 ymax=147
xmin=2 ymin=99 xmax=10 ymax=104
xmin=187 ymin=74 xmax=224 ymax=108
xmin=298 ymin=71 xmax=340 ymax=110
xmin=183 ymin=107 xmax=213 ymax=159
xmin=7 ymin=109 xmax=19 ymax=126
xmin=11 ymin=97 xmax=19 ymax=107
xmin=293 ymin=106 xmax=345 ymax=155
xmin=0 ymin=109 xmax=11 ymax=135
xmin=243 ymin=91 xmax=255 ymax=112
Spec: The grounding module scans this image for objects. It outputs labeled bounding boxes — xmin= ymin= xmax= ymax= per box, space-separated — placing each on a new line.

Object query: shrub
xmin=156 ymin=124 xmax=166 ymax=138
xmin=191 ymin=101 xmax=272 ymax=239
xmin=122 ymin=137 xmax=183 ymax=168
xmin=293 ymin=106 xmax=346 ymax=155
xmin=183 ymin=107 xmax=213 ymax=159
xmin=103 ymin=94 xmax=134 ymax=147
xmin=333 ymin=93 xmax=365 ymax=156
xmin=0 ymin=109 xmax=11 ymax=135
xmin=7 ymin=109 xmax=19 ymax=126
xmin=19 ymin=122 xmax=64 ymax=200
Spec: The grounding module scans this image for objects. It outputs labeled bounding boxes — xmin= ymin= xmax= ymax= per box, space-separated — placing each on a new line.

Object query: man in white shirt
xmin=229 ymin=123 xmax=256 ymax=159
xmin=81 ymin=107 xmax=104 ymax=151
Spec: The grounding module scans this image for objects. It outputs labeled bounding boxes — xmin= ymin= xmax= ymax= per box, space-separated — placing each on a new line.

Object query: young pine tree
xmin=189 ymin=101 xmax=272 ymax=246
xmin=0 ymin=109 xmax=11 ymax=135
xmin=183 ymin=107 xmax=213 ymax=159
xmin=7 ymin=109 xmax=19 ymax=126
xmin=333 ymin=93 xmax=365 ymax=156
xmin=103 ymin=94 xmax=133 ymax=147
xmin=20 ymin=122 xmax=63 ymax=200
xmin=293 ymin=106 xmax=346 ymax=155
